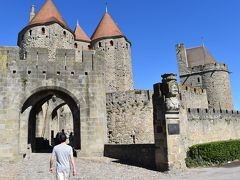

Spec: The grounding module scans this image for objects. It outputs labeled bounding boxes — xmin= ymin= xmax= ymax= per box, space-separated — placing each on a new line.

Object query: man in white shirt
xmin=50 ymin=132 xmax=76 ymax=180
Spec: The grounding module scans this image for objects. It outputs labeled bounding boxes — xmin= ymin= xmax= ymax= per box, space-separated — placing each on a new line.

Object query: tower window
xmin=197 ymin=77 xmax=200 ymax=83
xmin=110 ymin=40 xmax=114 ymax=46
xmin=63 ymin=31 xmax=67 ymax=37
xmin=126 ymin=43 xmax=128 ymax=49
xmin=41 ymin=28 xmax=45 ymax=34
xmin=99 ymin=42 xmax=102 ymax=47
xmin=74 ymin=43 xmax=78 ymax=48
xmin=29 ymin=30 xmax=32 ymax=36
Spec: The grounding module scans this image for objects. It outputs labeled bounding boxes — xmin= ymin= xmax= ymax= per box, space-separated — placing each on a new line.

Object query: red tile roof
xmin=74 ymin=23 xmax=90 ymax=42
xmin=91 ymin=12 xmax=123 ymax=41
xmin=29 ymin=0 xmax=68 ymax=29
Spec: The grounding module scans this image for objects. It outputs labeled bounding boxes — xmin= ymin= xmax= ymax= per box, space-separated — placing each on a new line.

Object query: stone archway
xmin=20 ymin=87 xmax=80 ymax=152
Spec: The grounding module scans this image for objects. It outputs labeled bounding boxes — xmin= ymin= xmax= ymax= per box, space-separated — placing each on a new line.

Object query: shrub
xmin=186 ymin=139 xmax=240 ymax=167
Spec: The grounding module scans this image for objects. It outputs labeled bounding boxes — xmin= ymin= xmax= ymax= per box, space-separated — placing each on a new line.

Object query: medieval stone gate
xmin=0 ymin=47 xmax=107 ymax=161
xmin=20 ymin=87 xmax=81 ymax=152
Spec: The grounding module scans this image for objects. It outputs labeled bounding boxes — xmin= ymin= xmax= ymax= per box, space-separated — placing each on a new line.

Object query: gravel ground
xmin=0 ymin=153 xmax=240 ymax=180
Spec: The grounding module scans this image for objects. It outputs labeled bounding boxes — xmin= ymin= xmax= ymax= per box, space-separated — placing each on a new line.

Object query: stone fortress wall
xmin=0 ymin=46 xmax=107 ymax=160
xmin=179 ymin=85 xmax=208 ymax=109
xmin=185 ymin=108 xmax=240 ymax=147
xmin=153 ymin=73 xmax=240 ymax=171
xmin=0 ymin=0 xmax=240 ymax=172
xmin=106 ymin=90 xmax=154 ymax=144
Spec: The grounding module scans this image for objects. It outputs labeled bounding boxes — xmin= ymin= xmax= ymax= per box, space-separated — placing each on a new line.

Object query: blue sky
xmin=0 ymin=0 xmax=239 ymax=109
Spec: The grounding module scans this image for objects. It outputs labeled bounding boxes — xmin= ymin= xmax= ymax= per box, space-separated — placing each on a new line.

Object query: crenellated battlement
xmin=187 ymin=108 xmax=240 ymax=119
xmin=179 ymin=84 xmax=206 ymax=94
xmin=190 ymin=62 xmax=229 ymax=73
xmin=0 ymin=46 xmax=105 ymax=77
xmin=179 ymin=85 xmax=208 ymax=109
xmin=106 ymin=90 xmax=154 ymax=144
xmin=106 ymin=90 xmax=153 ymax=108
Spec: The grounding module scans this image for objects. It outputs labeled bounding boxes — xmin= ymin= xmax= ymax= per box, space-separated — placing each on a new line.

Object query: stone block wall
xmin=185 ymin=108 xmax=240 ymax=147
xmin=106 ymin=90 xmax=154 ymax=144
xmin=92 ymin=37 xmax=134 ymax=92
xmin=104 ymin=144 xmax=155 ymax=169
xmin=179 ymin=85 xmax=208 ymax=109
xmin=0 ymin=46 xmax=107 ymax=160
xmin=19 ymin=23 xmax=75 ymax=61
xmin=201 ymin=63 xmax=234 ymax=110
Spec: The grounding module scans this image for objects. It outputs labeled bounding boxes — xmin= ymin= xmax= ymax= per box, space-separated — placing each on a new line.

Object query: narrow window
xmin=197 ymin=77 xmax=200 ymax=83
xmin=23 ymin=52 xmax=27 ymax=60
xmin=29 ymin=30 xmax=32 ymax=36
xmin=41 ymin=27 xmax=45 ymax=35
xmin=126 ymin=43 xmax=128 ymax=49
xmin=99 ymin=42 xmax=102 ymax=47
xmin=110 ymin=40 xmax=114 ymax=46
xmin=74 ymin=43 xmax=78 ymax=48
xmin=63 ymin=31 xmax=66 ymax=37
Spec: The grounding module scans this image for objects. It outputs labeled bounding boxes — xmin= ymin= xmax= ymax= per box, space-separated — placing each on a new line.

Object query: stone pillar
xmin=153 ymin=73 xmax=186 ymax=171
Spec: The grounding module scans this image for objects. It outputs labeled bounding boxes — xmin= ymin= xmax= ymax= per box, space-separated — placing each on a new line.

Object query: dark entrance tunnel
xmin=21 ymin=88 xmax=81 ymax=152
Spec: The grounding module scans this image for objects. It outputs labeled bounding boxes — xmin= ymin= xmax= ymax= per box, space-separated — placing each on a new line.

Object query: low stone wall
xmin=186 ymin=108 xmax=240 ymax=146
xmin=104 ymin=144 xmax=155 ymax=169
xmin=106 ymin=90 xmax=154 ymax=144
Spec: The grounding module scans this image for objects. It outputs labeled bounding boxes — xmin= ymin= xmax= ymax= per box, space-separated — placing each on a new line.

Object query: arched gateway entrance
xmin=21 ymin=87 xmax=80 ymax=152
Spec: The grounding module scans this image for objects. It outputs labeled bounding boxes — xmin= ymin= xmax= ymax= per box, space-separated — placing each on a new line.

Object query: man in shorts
xmin=50 ymin=132 xmax=76 ymax=180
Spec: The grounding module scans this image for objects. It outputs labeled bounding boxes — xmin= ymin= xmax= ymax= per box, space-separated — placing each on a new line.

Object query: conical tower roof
xmin=91 ymin=12 xmax=124 ymax=41
xmin=74 ymin=22 xmax=90 ymax=42
xmin=29 ymin=0 xmax=68 ymax=29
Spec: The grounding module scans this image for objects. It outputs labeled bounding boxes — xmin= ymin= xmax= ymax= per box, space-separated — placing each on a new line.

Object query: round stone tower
xmin=91 ymin=11 xmax=134 ymax=93
xmin=18 ymin=0 xmax=75 ymax=61
xmin=201 ymin=63 xmax=234 ymax=110
xmin=176 ymin=44 xmax=234 ymax=110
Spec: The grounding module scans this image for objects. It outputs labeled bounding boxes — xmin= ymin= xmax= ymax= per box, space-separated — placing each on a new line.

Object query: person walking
xmin=50 ymin=132 xmax=76 ymax=180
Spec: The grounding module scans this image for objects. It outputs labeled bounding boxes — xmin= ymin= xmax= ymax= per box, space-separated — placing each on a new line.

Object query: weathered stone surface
xmin=106 ymin=90 xmax=154 ymax=144
xmin=0 ymin=43 xmax=107 ymax=160
xmin=92 ymin=37 xmax=134 ymax=93
xmin=176 ymin=43 xmax=234 ymax=110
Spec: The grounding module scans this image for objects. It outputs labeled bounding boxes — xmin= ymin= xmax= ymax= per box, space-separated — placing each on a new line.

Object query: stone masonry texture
xmin=92 ymin=37 xmax=134 ymax=93
xmin=0 ymin=1 xmax=240 ymax=173
xmin=106 ymin=90 xmax=154 ymax=144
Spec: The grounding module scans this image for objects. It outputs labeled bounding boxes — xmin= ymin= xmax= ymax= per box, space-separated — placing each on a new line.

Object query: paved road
xmin=0 ymin=153 xmax=240 ymax=180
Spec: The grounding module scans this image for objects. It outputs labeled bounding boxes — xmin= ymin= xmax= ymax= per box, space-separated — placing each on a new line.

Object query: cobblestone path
xmin=0 ymin=153 xmax=240 ymax=180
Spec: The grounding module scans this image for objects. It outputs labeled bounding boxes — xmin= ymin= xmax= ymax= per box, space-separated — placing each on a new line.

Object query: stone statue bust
xmin=161 ymin=74 xmax=180 ymax=111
